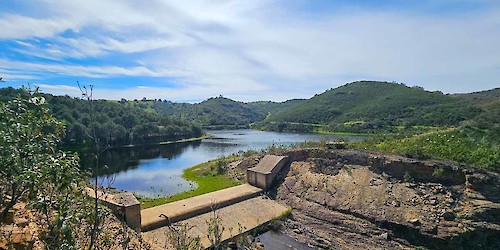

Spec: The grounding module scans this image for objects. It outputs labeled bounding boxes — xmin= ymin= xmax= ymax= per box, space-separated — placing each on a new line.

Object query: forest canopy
xmin=0 ymin=87 xmax=204 ymax=147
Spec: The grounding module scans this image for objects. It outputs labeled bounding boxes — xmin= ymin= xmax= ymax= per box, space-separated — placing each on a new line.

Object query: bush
xmin=0 ymin=89 xmax=91 ymax=247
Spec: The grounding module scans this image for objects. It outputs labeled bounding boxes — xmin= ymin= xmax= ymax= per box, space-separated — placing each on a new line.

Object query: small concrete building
xmin=87 ymin=188 xmax=141 ymax=229
xmin=247 ymin=155 xmax=289 ymax=189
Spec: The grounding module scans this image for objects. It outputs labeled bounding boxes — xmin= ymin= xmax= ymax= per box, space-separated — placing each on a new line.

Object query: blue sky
xmin=0 ymin=0 xmax=499 ymax=102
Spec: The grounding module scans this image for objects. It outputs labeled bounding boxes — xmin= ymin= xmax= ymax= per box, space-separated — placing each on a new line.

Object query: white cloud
xmin=0 ymin=0 xmax=499 ymax=101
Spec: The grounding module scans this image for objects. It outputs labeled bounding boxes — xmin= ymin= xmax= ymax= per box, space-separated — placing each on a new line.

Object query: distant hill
xmin=2 ymin=81 xmax=497 ymax=135
xmin=257 ymin=81 xmax=484 ymax=133
xmin=151 ymin=97 xmax=305 ymax=129
xmin=246 ymin=99 xmax=305 ymax=118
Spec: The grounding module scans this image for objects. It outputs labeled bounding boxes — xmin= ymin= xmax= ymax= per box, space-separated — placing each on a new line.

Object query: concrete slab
xmin=251 ymin=155 xmax=288 ymax=174
xmin=142 ymin=196 xmax=289 ymax=249
xmin=247 ymin=155 xmax=289 ymax=189
xmin=141 ymin=184 xmax=262 ymax=231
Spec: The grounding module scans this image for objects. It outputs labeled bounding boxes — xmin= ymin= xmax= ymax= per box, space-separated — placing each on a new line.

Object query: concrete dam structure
xmin=95 ymin=154 xmax=291 ymax=248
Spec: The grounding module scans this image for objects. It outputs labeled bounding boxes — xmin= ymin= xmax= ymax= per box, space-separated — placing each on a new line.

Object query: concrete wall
xmin=247 ymin=155 xmax=289 ymax=189
xmin=87 ymin=188 xmax=141 ymax=229
xmin=269 ymin=157 xmax=287 ymax=182
xmin=247 ymin=170 xmax=271 ymax=189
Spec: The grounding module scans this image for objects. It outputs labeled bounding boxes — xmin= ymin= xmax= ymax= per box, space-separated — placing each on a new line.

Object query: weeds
xmin=206 ymin=205 xmax=225 ymax=250
xmin=166 ymin=223 xmax=201 ymax=250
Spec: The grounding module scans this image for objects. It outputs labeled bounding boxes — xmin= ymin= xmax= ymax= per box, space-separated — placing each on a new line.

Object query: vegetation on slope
xmin=0 ymin=87 xmax=203 ymax=148
xmin=257 ymin=81 xmax=482 ymax=133
xmin=1 ymin=90 xmax=95 ymax=248
xmin=352 ymin=127 xmax=499 ymax=172
xmin=150 ymin=96 xmax=305 ymax=129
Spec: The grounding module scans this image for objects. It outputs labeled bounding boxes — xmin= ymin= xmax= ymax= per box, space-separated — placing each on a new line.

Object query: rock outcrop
xmin=267 ymin=149 xmax=500 ymax=249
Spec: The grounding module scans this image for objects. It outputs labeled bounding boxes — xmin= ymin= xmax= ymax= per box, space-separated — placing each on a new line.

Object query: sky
xmin=0 ymin=0 xmax=499 ymax=102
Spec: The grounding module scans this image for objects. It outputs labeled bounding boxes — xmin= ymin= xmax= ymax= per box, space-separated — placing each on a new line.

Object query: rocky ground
xmin=0 ymin=200 xmax=150 ymax=250
xmin=251 ymin=149 xmax=500 ymax=249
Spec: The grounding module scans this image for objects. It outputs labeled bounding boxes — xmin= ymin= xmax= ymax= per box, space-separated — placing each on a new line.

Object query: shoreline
xmin=139 ymin=157 xmax=241 ymax=209
xmin=110 ymin=134 xmax=212 ymax=149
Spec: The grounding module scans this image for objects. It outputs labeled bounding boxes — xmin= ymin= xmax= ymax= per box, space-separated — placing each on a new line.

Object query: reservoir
xmin=86 ymin=129 xmax=368 ymax=198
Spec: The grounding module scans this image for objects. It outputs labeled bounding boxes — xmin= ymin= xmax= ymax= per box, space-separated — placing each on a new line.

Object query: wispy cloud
xmin=0 ymin=0 xmax=499 ymax=101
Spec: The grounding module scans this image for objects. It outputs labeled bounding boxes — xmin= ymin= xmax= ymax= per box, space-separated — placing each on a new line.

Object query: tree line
xmin=0 ymin=87 xmax=204 ymax=148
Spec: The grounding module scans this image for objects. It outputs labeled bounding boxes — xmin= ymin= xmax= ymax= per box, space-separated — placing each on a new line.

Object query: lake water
xmin=91 ymin=129 xmax=368 ymax=198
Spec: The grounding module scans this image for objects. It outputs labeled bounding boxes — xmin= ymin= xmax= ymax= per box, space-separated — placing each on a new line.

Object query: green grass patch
xmin=342 ymin=120 xmax=366 ymax=127
xmin=139 ymin=158 xmax=241 ymax=209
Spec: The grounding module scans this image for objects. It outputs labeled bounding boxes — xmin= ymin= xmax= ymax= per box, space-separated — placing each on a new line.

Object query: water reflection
xmin=80 ymin=129 xmax=368 ymax=198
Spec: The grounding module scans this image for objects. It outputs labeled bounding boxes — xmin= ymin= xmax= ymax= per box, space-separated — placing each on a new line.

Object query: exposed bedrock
xmin=268 ymin=149 xmax=500 ymax=249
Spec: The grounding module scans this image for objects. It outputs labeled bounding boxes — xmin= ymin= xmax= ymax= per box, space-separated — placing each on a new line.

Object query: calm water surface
xmin=91 ymin=129 xmax=368 ymax=198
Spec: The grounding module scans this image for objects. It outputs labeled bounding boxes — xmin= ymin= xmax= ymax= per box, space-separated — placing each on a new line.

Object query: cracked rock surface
xmin=267 ymin=149 xmax=500 ymax=249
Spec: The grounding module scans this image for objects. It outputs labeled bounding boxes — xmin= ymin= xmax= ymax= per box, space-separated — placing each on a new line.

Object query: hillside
xmin=150 ymin=97 xmax=305 ymax=129
xmin=151 ymin=97 xmax=263 ymax=129
xmin=246 ymin=99 xmax=305 ymax=118
xmin=0 ymin=87 xmax=203 ymax=147
xmin=2 ymin=82 xmax=496 ymax=135
xmin=258 ymin=81 xmax=483 ymax=133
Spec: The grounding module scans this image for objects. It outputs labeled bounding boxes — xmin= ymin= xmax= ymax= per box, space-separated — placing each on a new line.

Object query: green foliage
xmin=296 ymin=140 xmax=327 ymax=148
xmin=206 ymin=209 xmax=225 ymax=250
xmin=151 ymin=96 xmax=306 ymax=129
xmin=153 ymin=96 xmax=264 ymax=128
xmin=0 ymin=87 xmax=204 ymax=148
xmin=403 ymin=172 xmax=414 ymax=183
xmin=259 ymin=81 xmax=483 ymax=133
xmin=215 ymin=157 xmax=228 ymax=174
xmin=352 ymin=127 xmax=500 ymax=172
xmin=0 ymin=89 xmax=92 ymax=248
xmin=404 ymin=147 xmax=430 ymax=160
xmin=267 ymin=143 xmax=288 ymax=153
xmin=166 ymin=223 xmax=201 ymax=250
xmin=432 ymin=167 xmax=445 ymax=177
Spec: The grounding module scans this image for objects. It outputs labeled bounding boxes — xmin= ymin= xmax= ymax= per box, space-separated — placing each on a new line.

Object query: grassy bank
xmin=139 ymin=157 xmax=241 ymax=209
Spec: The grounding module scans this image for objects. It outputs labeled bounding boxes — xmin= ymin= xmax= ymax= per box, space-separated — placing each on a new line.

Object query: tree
xmin=0 ymin=88 xmax=87 ymax=247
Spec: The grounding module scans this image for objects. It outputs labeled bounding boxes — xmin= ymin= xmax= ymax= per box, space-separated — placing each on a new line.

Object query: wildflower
xmin=29 ymin=96 xmax=46 ymax=105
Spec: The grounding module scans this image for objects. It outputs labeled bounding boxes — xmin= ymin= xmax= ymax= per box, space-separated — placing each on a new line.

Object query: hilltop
xmin=149 ymin=96 xmax=305 ymax=129
xmin=133 ymin=81 xmax=498 ymax=134
xmin=257 ymin=81 xmax=486 ymax=133
xmin=1 ymin=81 xmax=497 ymax=140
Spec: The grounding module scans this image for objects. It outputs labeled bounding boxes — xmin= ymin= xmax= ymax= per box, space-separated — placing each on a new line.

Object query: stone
xmin=14 ymin=217 xmax=29 ymax=228
xmin=379 ymin=232 xmax=389 ymax=240
xmin=315 ymin=238 xmax=330 ymax=248
xmin=227 ymin=241 xmax=237 ymax=249
xmin=409 ymin=219 xmax=421 ymax=226
xmin=442 ymin=212 xmax=456 ymax=221
xmin=391 ymin=200 xmax=400 ymax=207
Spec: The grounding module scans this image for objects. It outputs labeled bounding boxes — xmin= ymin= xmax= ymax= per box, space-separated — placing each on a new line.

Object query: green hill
xmin=0 ymin=87 xmax=203 ymax=147
xmin=258 ymin=81 xmax=483 ymax=133
xmin=246 ymin=99 xmax=305 ymax=118
xmin=150 ymin=97 xmax=305 ymax=129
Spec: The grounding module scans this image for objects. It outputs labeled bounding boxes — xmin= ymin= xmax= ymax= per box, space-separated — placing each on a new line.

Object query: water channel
xmin=86 ymin=129 xmax=368 ymax=198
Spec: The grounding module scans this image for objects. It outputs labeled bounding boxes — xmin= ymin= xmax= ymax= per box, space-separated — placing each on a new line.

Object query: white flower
xmin=29 ymin=96 xmax=45 ymax=105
